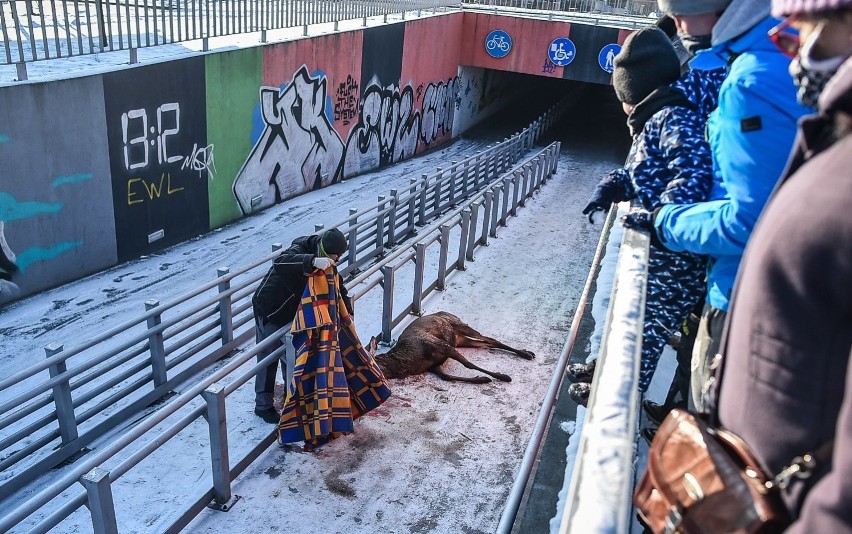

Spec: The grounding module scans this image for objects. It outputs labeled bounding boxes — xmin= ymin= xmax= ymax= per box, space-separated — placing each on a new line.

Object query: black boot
xmin=567 ymin=382 xmax=591 ymax=407
xmin=254 ymin=406 xmax=280 ymax=424
xmin=566 ymin=360 xmax=596 ymax=383
xmin=641 ymin=400 xmax=672 ymax=426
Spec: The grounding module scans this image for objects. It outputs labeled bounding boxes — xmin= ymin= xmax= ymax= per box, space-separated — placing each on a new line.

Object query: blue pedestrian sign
xmin=485 ymin=30 xmax=512 ymax=58
xmin=599 ymin=44 xmax=621 ymax=73
xmin=548 ymin=38 xmax=575 ymax=66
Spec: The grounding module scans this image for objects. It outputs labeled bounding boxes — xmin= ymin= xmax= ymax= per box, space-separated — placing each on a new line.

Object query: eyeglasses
xmin=768 ymin=18 xmax=800 ymax=58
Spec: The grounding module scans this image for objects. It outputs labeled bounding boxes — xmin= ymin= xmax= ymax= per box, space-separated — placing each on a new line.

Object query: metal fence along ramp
xmin=0 ymin=102 xmax=568 ymax=532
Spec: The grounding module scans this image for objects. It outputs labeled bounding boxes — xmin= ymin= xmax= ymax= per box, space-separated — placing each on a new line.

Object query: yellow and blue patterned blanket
xmin=278 ymin=270 xmax=391 ymax=451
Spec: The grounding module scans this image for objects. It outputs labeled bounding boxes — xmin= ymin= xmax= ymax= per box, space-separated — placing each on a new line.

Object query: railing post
xmin=461 ymin=159 xmax=471 ymax=198
xmin=145 ymin=300 xmax=168 ymax=387
xmin=81 ymin=467 xmax=119 ymax=534
xmin=381 ymin=265 xmax=394 ymax=343
xmin=448 ymin=162 xmax=457 ymax=206
xmin=376 ymin=195 xmax=386 ymax=254
xmin=437 ymin=225 xmax=451 ymax=290
xmin=511 ymin=170 xmax=521 ymax=216
xmin=457 ymin=209 xmax=470 ymax=271
xmin=417 ymin=174 xmax=428 ymax=226
xmin=217 ymin=267 xmax=233 ymax=345
xmin=407 ymin=178 xmax=418 ymax=230
xmin=482 ymin=191 xmax=493 ymax=246
xmin=466 ymin=202 xmax=481 ymax=261
xmin=15 ymin=62 xmax=28 ymax=82
xmin=433 ymin=168 xmax=443 ymax=213
xmin=346 ymin=208 xmax=359 ymax=271
xmin=412 ymin=243 xmax=426 ymax=315
xmin=501 ymin=177 xmax=512 ymax=226
xmin=474 ymin=151 xmax=483 ymax=189
xmin=489 ymin=184 xmax=502 ymax=237
xmin=519 ymin=167 xmax=530 ymax=207
xmin=46 ymin=343 xmax=78 ymax=444
xmin=387 ymin=190 xmax=399 ymax=247
xmin=202 ymin=383 xmax=239 ymax=511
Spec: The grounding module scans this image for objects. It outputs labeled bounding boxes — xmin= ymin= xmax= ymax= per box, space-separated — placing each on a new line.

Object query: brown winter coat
xmin=717 ymin=57 xmax=852 ymax=532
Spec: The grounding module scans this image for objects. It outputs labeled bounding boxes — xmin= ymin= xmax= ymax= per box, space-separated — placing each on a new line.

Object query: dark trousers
xmin=690 ymin=303 xmax=727 ymax=412
xmin=254 ymin=316 xmax=287 ymax=410
xmin=660 ymin=307 xmax=701 ymax=411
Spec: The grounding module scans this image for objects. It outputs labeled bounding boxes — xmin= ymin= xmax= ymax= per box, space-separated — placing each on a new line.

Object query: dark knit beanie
xmin=612 ymin=27 xmax=681 ymax=105
xmin=320 ymin=228 xmax=348 ymax=256
xmin=658 ymin=0 xmax=732 ymax=15
xmin=772 ymin=0 xmax=852 ymax=16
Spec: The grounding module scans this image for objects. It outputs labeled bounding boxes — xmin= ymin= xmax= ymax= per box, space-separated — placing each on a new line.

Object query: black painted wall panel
xmin=360 ymin=24 xmax=405 ymax=88
xmin=563 ymin=24 xmax=621 ymax=85
xmin=103 ymin=58 xmax=209 ymax=262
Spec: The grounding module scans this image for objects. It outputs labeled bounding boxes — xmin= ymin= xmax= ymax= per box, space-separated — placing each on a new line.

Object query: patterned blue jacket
xmin=653 ymin=17 xmax=812 ymax=311
xmin=615 ymin=87 xmax=716 ymax=391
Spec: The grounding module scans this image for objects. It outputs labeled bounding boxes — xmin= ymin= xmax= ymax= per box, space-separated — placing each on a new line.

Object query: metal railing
xmin=0 ymin=136 xmax=561 ymax=533
xmin=1 ymin=0 xmax=658 ymax=77
xmin=1 ymin=0 xmax=461 ymax=77
xmin=462 ymin=0 xmax=656 ymax=17
xmin=0 ymin=102 xmax=566 ymax=526
xmin=557 ymin=203 xmax=648 ymax=534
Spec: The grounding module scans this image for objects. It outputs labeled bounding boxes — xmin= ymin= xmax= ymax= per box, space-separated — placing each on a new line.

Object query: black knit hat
xmin=320 ymin=228 xmax=348 ymax=256
xmin=612 ymin=27 xmax=681 ymax=105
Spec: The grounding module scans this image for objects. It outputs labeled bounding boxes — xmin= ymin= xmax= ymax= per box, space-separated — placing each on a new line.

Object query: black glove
xmin=621 ymin=210 xmax=654 ymax=231
xmin=582 ymin=169 xmax=632 ymax=223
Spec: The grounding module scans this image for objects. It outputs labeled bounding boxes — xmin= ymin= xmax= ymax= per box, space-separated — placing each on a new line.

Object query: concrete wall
xmin=0 ymin=12 xmax=635 ymax=303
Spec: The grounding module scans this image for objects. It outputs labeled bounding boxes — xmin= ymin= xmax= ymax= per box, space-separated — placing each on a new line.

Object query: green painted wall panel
xmin=206 ymin=47 xmax=263 ymax=228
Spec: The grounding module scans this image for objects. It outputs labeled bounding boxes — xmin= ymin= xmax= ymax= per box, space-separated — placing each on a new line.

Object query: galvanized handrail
xmin=0 ymin=102 xmax=567 ymax=508
xmin=0 ymin=141 xmax=560 ymax=534
xmin=1 ymin=0 xmax=656 ymax=78
xmin=1 ymin=0 xmax=461 ymax=71
xmin=558 ymin=203 xmax=648 ymax=534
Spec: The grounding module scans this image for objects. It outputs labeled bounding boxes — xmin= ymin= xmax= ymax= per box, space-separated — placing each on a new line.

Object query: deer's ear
xmin=367 ymin=336 xmax=378 ymax=355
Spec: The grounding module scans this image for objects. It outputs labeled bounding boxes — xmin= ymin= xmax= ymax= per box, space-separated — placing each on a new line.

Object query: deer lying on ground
xmin=367 ymin=312 xmax=535 ymax=384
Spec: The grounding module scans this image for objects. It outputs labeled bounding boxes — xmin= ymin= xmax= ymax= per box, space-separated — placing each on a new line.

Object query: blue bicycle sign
xmin=548 ymin=37 xmax=576 ymax=66
xmin=485 ymin=30 xmax=512 ymax=58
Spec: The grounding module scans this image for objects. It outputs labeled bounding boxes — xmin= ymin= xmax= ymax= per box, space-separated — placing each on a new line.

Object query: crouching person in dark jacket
xmin=251 ymin=228 xmax=352 ymax=423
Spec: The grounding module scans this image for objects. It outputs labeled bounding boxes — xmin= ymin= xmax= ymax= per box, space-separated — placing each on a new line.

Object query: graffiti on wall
xmin=334 ymin=75 xmax=359 ymax=126
xmin=344 ymin=76 xmax=459 ymax=177
xmin=233 ymin=66 xmax=345 ymax=214
xmin=233 ymin=66 xmax=460 ymax=213
xmin=343 ymin=82 xmax=421 ymax=176
xmin=421 ymin=77 xmax=460 ymax=146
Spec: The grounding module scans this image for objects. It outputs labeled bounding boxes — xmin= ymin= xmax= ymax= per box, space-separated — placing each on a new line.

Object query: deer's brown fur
xmin=368 ymin=312 xmax=534 ymax=384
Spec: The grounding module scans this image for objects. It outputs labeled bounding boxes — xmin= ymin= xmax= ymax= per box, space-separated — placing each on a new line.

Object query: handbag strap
xmin=767 ymin=440 xmax=835 ymax=492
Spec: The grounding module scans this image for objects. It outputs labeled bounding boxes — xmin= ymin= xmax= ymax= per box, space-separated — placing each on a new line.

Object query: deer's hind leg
xmin=430 ymin=367 xmax=492 ymax=384
xmin=432 ymin=344 xmax=511 ymax=382
xmin=453 ymin=324 xmax=535 ymax=360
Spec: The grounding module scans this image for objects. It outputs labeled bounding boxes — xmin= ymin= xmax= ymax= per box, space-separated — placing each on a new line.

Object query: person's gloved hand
xmin=312 ymin=256 xmax=335 ymax=271
xmin=582 ymin=169 xmax=631 ymax=223
xmin=621 ymin=210 xmax=654 ymax=231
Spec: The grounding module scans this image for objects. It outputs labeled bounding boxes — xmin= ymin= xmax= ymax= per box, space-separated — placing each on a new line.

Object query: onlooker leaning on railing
xmin=633 ymin=0 xmax=811 ymax=411
xmin=715 ymin=1 xmax=852 ymax=530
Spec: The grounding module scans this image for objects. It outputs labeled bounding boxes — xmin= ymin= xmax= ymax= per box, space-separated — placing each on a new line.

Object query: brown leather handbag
xmin=634 ymin=409 xmax=795 ymax=534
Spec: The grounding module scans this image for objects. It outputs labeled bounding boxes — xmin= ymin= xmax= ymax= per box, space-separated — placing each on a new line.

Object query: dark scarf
xmin=627 ymin=86 xmax=695 ymax=137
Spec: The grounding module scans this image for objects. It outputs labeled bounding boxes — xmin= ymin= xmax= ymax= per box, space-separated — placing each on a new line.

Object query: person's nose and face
xmin=770 ymin=12 xmax=852 ymax=61
xmin=671 ymin=13 xmax=718 ymax=37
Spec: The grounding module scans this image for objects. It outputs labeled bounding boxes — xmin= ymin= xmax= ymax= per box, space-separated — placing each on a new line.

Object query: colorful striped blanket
xmin=278 ymin=270 xmax=391 ymax=451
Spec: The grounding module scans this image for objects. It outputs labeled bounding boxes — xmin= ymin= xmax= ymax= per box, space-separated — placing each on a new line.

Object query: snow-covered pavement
xmin=1 ymin=81 xmax=635 ymax=532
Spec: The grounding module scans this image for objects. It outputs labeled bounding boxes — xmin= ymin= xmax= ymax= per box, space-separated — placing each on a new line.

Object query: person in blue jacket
xmin=631 ymin=0 xmax=811 ymax=411
xmin=570 ymin=26 xmax=714 ymax=406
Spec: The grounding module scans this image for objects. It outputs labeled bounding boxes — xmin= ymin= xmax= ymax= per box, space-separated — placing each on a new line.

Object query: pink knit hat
xmin=772 ymin=0 xmax=852 ymax=16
